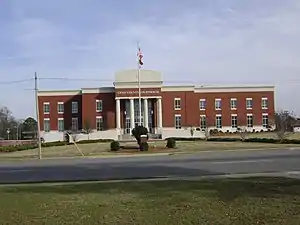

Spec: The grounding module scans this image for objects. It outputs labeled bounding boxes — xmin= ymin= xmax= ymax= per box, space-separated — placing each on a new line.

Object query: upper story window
xmin=199 ymin=99 xmax=206 ymax=110
xmin=96 ymin=100 xmax=103 ymax=112
xmin=57 ymin=102 xmax=64 ymax=114
xmin=261 ymin=97 xmax=268 ymax=109
xmin=230 ymin=98 xmax=237 ymax=110
xmin=246 ymin=98 xmax=253 ymax=109
xmin=215 ymin=98 xmax=221 ymax=110
xmin=43 ymin=102 xmax=50 ymax=114
xmin=72 ymin=101 xmax=78 ymax=114
xmin=174 ymin=98 xmax=181 ymax=110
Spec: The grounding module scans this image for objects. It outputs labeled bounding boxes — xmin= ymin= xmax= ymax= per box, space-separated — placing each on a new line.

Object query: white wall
xmin=41 ymin=129 xmax=118 ymax=143
xmin=41 ymin=131 xmax=64 ymax=142
xmin=162 ymin=127 xmax=205 ymax=139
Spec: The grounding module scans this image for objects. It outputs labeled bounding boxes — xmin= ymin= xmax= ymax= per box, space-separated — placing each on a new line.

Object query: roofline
xmin=37 ymin=84 xmax=275 ymax=96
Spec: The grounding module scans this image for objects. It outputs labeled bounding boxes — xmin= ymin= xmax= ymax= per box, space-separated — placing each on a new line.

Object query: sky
xmin=0 ymin=0 xmax=299 ymax=118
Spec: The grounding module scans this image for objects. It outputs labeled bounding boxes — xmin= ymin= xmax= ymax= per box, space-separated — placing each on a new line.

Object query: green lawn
xmin=0 ymin=178 xmax=300 ymax=224
xmin=1 ymin=140 xmax=300 ymax=160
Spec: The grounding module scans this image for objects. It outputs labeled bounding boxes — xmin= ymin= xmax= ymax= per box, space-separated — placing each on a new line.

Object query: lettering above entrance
xmin=115 ymin=88 xmax=161 ymax=98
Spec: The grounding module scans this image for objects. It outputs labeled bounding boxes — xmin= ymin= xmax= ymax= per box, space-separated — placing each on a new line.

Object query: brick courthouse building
xmin=38 ymin=69 xmax=275 ymax=142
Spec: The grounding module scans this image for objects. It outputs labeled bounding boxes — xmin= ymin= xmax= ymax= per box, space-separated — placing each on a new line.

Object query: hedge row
xmin=0 ymin=138 xmax=114 ymax=153
xmin=165 ymin=137 xmax=300 ymax=144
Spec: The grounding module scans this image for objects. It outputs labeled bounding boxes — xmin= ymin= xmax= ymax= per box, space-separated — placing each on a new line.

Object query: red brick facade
xmin=38 ymin=86 xmax=275 ymax=132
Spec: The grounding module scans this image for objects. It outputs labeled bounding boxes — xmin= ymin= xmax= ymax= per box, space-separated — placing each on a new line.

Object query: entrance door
xmin=125 ymin=118 xmax=131 ymax=134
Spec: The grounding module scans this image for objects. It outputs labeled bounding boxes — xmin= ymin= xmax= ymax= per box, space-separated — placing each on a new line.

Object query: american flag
xmin=137 ymin=45 xmax=143 ymax=67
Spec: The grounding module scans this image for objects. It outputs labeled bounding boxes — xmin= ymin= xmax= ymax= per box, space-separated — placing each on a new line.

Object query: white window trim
xmin=174 ymin=114 xmax=182 ymax=129
xmin=230 ymin=98 xmax=237 ymax=110
xmin=231 ymin=114 xmax=237 ymax=128
xmin=215 ymin=114 xmax=222 ymax=128
xmin=43 ymin=118 xmax=50 ymax=132
xmin=200 ymin=114 xmax=206 ymax=117
xmin=57 ymin=102 xmax=64 ymax=114
xmin=262 ymin=113 xmax=268 ymax=116
xmin=247 ymin=114 xmax=253 ymax=127
xmin=57 ymin=118 xmax=64 ymax=132
xmin=96 ymin=100 xmax=103 ymax=112
xmin=215 ymin=98 xmax=221 ymax=110
xmin=43 ymin=102 xmax=50 ymax=114
xmin=199 ymin=99 xmax=206 ymax=111
xmin=246 ymin=98 xmax=253 ymax=110
xmin=174 ymin=98 xmax=181 ymax=110
xmin=261 ymin=97 xmax=268 ymax=109
xmin=96 ymin=116 xmax=104 ymax=131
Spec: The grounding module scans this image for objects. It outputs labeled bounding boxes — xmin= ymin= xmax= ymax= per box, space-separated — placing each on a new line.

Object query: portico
xmin=113 ymin=69 xmax=163 ymax=135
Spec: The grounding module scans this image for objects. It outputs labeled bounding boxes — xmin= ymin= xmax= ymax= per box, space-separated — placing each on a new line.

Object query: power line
xmin=0 ymin=78 xmax=33 ymax=85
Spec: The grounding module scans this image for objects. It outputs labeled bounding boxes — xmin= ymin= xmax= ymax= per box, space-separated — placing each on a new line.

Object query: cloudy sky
xmin=0 ymin=0 xmax=299 ymax=118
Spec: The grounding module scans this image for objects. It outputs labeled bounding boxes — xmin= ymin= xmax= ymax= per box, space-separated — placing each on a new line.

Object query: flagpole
xmin=137 ymin=42 xmax=142 ymax=126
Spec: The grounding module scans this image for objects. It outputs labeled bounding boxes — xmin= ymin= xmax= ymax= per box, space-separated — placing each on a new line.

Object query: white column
xmin=144 ymin=98 xmax=148 ymax=129
xmin=116 ymin=99 xmax=121 ymax=130
xmin=157 ymin=98 xmax=163 ymax=130
xmin=130 ymin=98 xmax=135 ymax=129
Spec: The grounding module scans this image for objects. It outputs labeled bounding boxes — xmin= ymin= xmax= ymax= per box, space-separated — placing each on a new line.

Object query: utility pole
xmin=35 ymin=72 xmax=42 ymax=159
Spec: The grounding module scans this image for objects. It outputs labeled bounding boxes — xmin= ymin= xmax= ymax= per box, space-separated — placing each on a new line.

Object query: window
xmin=174 ymin=98 xmax=181 ymax=110
xmin=199 ymin=99 xmax=206 ymax=110
xmin=72 ymin=101 xmax=78 ymax=114
xmin=96 ymin=100 xmax=103 ymax=112
xmin=230 ymin=98 xmax=237 ymax=110
xmin=71 ymin=117 xmax=78 ymax=131
xmin=96 ymin=116 xmax=104 ymax=131
xmin=262 ymin=114 xmax=269 ymax=128
xmin=200 ymin=115 xmax=206 ymax=129
xmin=231 ymin=114 xmax=237 ymax=128
xmin=247 ymin=114 xmax=253 ymax=127
xmin=57 ymin=102 xmax=64 ymax=114
xmin=58 ymin=118 xmax=64 ymax=132
xmin=246 ymin=98 xmax=253 ymax=109
xmin=215 ymin=99 xmax=221 ymax=110
xmin=43 ymin=102 xmax=50 ymax=114
xmin=216 ymin=115 xmax=222 ymax=128
xmin=44 ymin=119 xmax=50 ymax=132
xmin=261 ymin=98 xmax=268 ymax=109
xmin=175 ymin=115 xmax=181 ymax=129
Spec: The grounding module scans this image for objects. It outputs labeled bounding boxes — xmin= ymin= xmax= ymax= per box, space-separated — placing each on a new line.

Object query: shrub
xmin=166 ymin=138 xmax=176 ymax=148
xmin=140 ymin=142 xmax=149 ymax=151
xmin=110 ymin=141 xmax=120 ymax=151
xmin=207 ymin=137 xmax=240 ymax=142
xmin=165 ymin=137 xmax=204 ymax=141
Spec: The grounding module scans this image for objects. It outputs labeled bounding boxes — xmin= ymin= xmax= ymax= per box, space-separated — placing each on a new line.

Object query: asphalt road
xmin=0 ymin=148 xmax=300 ymax=184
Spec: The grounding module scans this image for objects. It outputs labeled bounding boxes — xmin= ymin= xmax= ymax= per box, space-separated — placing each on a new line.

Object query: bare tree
xmin=0 ymin=106 xmax=18 ymax=139
xmin=237 ymin=126 xmax=248 ymax=141
xmin=274 ymin=110 xmax=296 ymax=140
xmin=189 ymin=126 xmax=195 ymax=137
xmin=83 ymin=120 xmax=93 ymax=140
